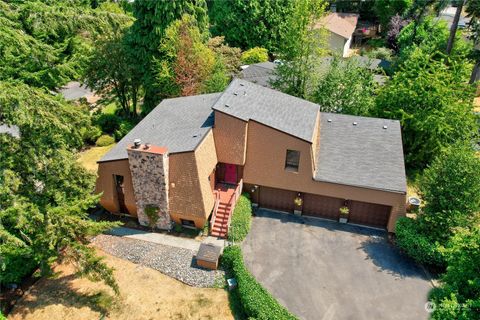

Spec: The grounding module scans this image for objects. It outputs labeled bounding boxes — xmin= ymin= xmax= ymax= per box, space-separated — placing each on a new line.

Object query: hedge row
xmin=395 ymin=217 xmax=445 ymax=267
xmin=227 ymin=193 xmax=253 ymax=243
xmin=222 ymin=245 xmax=297 ymax=320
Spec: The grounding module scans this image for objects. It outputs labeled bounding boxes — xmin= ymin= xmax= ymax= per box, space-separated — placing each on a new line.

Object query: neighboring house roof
xmin=99 ymin=93 xmax=221 ymax=162
xmin=239 ymin=62 xmax=278 ymax=88
xmin=212 ymin=78 xmax=319 ymax=142
xmin=58 ymin=81 xmax=100 ymax=104
xmin=349 ymin=56 xmax=391 ymax=71
xmin=241 ymin=57 xmax=390 ymax=89
xmin=315 ymin=113 xmax=406 ymax=193
xmin=316 ymin=12 xmax=359 ymax=39
xmin=0 ymin=123 xmax=20 ymax=138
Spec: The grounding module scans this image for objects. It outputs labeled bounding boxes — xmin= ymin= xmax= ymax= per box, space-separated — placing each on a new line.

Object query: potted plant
xmin=339 ymin=206 xmax=349 ymax=223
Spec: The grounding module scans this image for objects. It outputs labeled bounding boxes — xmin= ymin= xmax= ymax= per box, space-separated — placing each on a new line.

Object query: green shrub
xmin=113 ymin=120 xmax=135 ymax=141
xmin=395 ymin=217 xmax=445 ymax=267
xmin=0 ymin=245 xmax=37 ymax=285
xmin=95 ymin=135 xmax=115 ymax=147
xmin=222 ymin=246 xmax=297 ymax=320
xmin=241 ymin=47 xmax=269 ymax=65
xmin=82 ymin=125 xmax=102 ymax=145
xmin=228 ymin=193 xmax=252 ymax=243
xmin=0 ymin=311 xmax=6 ymax=320
xmin=366 ymin=47 xmax=393 ymax=61
xmin=94 ymin=113 xmax=121 ymax=134
xmin=367 ymin=38 xmax=387 ymax=49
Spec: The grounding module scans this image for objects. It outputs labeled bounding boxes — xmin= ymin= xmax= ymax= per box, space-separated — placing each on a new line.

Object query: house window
xmin=285 ymin=150 xmax=300 ymax=172
xmin=114 ymin=175 xmax=124 ymax=187
xmin=181 ymin=219 xmax=196 ymax=229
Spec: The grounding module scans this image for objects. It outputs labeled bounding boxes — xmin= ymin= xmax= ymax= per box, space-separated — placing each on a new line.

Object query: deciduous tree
xmin=311 ymin=57 xmax=376 ymax=116
xmin=272 ymin=0 xmax=327 ymax=98
xmin=84 ymin=33 xmax=141 ymax=118
xmin=125 ymin=0 xmax=208 ymax=112
xmin=374 ymin=48 xmax=476 ymax=169
xmin=155 ymin=14 xmax=228 ymax=97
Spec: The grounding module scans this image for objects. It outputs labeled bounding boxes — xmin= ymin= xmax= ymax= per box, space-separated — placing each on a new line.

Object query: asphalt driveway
xmin=242 ymin=209 xmax=433 ymax=320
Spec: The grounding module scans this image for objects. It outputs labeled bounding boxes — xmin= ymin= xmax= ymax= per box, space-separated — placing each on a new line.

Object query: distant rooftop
xmin=315 ymin=113 xmax=406 ymax=193
xmin=239 ymin=61 xmax=277 ymax=88
xmin=212 ymin=78 xmax=319 ymax=142
xmin=0 ymin=123 xmax=20 ymax=138
xmin=315 ymin=12 xmax=359 ymax=39
xmin=58 ymin=81 xmax=99 ymax=103
xmin=99 ymin=93 xmax=221 ymax=162
xmin=240 ymin=57 xmax=390 ymax=89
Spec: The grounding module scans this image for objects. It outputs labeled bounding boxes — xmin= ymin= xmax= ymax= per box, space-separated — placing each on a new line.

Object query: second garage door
xmin=349 ymin=200 xmax=391 ymax=229
xmin=303 ymin=193 xmax=344 ymax=220
xmin=259 ymin=186 xmax=296 ymax=213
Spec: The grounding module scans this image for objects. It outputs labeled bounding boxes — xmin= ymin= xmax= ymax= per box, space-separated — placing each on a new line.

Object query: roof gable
xmin=212 ymin=78 xmax=319 ymax=143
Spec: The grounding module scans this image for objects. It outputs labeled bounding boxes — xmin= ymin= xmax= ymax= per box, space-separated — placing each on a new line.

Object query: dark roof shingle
xmin=99 ymin=93 xmax=221 ymax=162
xmin=315 ymin=113 xmax=406 ymax=193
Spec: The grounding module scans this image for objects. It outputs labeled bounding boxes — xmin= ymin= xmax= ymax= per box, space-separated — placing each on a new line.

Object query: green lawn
xmin=77 ymin=144 xmax=116 ymax=173
xmin=101 ymin=102 xmax=117 ymax=115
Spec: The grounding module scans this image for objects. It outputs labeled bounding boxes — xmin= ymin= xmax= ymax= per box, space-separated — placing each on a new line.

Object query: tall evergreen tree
xmin=208 ymin=0 xmax=295 ymax=53
xmin=125 ymin=0 xmax=208 ymax=113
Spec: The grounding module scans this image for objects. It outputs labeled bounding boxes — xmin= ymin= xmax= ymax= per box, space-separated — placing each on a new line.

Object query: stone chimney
xmin=127 ymin=143 xmax=171 ymax=229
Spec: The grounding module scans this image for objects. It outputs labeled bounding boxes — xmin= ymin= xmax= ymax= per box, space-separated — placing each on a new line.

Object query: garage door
xmin=349 ymin=200 xmax=391 ymax=229
xmin=303 ymin=193 xmax=343 ymax=220
xmin=259 ymin=186 xmax=296 ymax=213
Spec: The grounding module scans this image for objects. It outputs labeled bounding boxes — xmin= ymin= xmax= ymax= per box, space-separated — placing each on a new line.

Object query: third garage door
xmin=349 ymin=200 xmax=391 ymax=229
xmin=259 ymin=186 xmax=296 ymax=213
xmin=303 ymin=193 xmax=344 ymax=220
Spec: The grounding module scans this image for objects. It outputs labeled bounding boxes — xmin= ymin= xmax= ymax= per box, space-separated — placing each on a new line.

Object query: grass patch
xmin=101 ymin=102 xmax=117 ymax=115
xmin=77 ymin=144 xmax=116 ymax=172
xmin=227 ymin=193 xmax=252 ymax=243
xmin=222 ymin=245 xmax=297 ymax=320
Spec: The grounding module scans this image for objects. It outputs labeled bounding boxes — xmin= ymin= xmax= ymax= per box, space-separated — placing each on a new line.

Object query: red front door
xmin=224 ymin=164 xmax=237 ymax=184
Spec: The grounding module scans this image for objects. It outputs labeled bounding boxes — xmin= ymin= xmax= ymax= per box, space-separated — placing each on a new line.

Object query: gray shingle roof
xmin=315 ymin=113 xmax=406 ymax=193
xmin=212 ymin=78 xmax=319 ymax=142
xmin=99 ymin=93 xmax=221 ymax=162
xmin=239 ymin=62 xmax=278 ymax=88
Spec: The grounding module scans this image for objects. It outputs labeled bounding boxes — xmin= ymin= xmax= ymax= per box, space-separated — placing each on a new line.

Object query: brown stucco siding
xmin=213 ymin=111 xmax=248 ymax=165
xmin=169 ymin=130 xmax=217 ymax=228
xmin=168 ymin=151 xmax=204 ymax=225
xmin=243 ymin=120 xmax=406 ymax=232
xmin=194 ymin=130 xmax=218 ymax=221
xmin=95 ymin=159 xmax=137 ymax=216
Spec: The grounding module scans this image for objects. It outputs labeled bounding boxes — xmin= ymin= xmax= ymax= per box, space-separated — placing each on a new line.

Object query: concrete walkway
xmin=107 ymin=227 xmax=226 ymax=251
xmin=108 ymin=227 xmax=202 ymax=251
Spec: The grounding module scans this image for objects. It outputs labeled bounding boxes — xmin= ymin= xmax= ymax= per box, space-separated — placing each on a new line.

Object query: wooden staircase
xmin=211 ymin=201 xmax=232 ymax=238
xmin=210 ymin=181 xmax=243 ymax=238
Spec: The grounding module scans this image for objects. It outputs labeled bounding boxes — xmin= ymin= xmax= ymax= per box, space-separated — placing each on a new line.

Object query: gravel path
xmin=92 ymin=234 xmax=225 ymax=288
